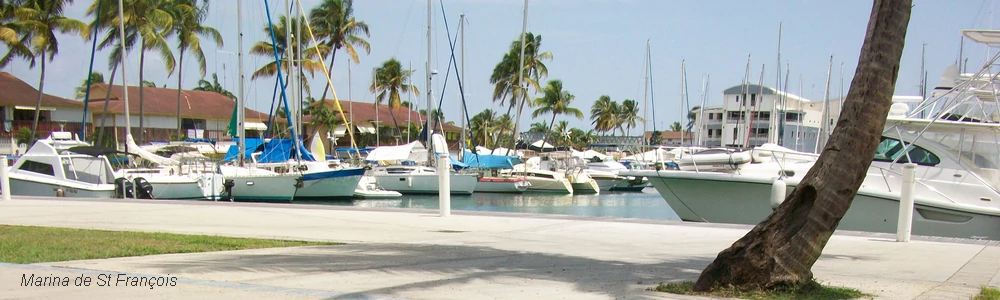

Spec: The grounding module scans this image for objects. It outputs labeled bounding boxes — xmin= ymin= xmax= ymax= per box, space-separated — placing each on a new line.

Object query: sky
xmin=2 ymin=0 xmax=998 ymax=132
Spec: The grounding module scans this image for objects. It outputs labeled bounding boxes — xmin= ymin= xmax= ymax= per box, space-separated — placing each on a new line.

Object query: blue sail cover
xmin=222 ymin=138 xmax=316 ymax=163
xmin=461 ymin=151 xmax=522 ymax=169
xmin=222 ymin=138 xmax=265 ymax=162
xmin=257 ymin=138 xmax=316 ymax=163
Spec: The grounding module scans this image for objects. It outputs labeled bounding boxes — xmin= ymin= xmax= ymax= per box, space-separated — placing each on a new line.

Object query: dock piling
xmin=897 ymin=163 xmax=917 ymax=242
xmin=438 ymin=152 xmax=451 ymax=217
xmin=0 ymin=156 xmax=8 ymax=201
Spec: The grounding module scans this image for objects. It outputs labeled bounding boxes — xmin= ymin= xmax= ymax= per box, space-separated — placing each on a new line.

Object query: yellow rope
xmin=292 ymin=0 xmax=360 ymax=158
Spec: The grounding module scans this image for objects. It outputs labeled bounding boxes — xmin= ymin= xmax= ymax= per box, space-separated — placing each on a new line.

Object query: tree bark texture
xmin=31 ymin=58 xmax=46 ymax=142
xmin=692 ymin=0 xmax=911 ymax=291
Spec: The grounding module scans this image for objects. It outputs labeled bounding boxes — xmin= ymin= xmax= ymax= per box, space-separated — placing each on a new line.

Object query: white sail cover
xmin=126 ymin=134 xmax=179 ymax=166
xmin=365 ymin=141 xmax=427 ymax=162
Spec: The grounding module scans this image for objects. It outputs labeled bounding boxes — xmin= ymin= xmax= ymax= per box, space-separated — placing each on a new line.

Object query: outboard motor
xmin=114 ymin=177 xmax=134 ymax=199
xmin=222 ymin=179 xmax=235 ymax=202
xmin=133 ymin=177 xmax=154 ymax=199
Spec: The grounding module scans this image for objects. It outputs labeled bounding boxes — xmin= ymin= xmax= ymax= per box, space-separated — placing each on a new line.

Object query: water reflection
xmin=306 ymin=189 xmax=679 ymax=221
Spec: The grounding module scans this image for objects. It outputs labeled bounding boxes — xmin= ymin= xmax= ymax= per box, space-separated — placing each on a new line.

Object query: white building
xmin=693 ymin=84 xmax=833 ymax=153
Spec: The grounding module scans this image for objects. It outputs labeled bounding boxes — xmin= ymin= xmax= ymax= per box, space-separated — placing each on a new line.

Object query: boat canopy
xmin=462 ymin=151 xmax=522 ymax=169
xmin=221 ymin=138 xmax=316 ymax=163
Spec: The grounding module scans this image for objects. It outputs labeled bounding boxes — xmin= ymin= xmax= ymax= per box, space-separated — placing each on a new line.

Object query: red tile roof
xmin=86 ymin=84 xmax=272 ymax=121
xmin=0 ymin=72 xmax=84 ymax=108
xmin=309 ymin=99 xmax=462 ymax=132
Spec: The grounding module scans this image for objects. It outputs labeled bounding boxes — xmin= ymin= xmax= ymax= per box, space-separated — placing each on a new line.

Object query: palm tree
xmin=686 ymin=105 xmax=701 ymax=132
xmin=75 ymin=72 xmax=104 ymax=99
xmin=469 ymin=109 xmax=498 ymax=147
xmin=528 ymin=121 xmax=548 ymax=133
xmin=618 ymin=99 xmax=644 ymax=136
xmin=692 ymin=0 xmax=912 ymax=291
xmin=193 ymin=73 xmax=236 ymax=100
xmin=669 ymin=121 xmax=682 ymax=132
xmin=371 ymin=58 xmax=418 ymax=136
xmin=20 ymin=0 xmax=87 ymax=141
xmin=0 ymin=1 xmax=36 ymax=68
xmin=88 ymin=0 xmax=176 ymax=143
xmin=310 ymin=0 xmax=370 ymax=102
xmin=590 ymin=95 xmax=620 ymax=135
xmin=169 ymin=0 xmax=223 ymax=138
xmin=531 ymin=80 xmax=583 ymax=146
xmin=249 ymin=14 xmax=328 ymax=91
xmin=489 ymin=32 xmax=553 ymax=148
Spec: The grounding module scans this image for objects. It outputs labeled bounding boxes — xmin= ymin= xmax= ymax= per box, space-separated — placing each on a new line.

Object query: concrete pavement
xmin=0 ymin=196 xmax=997 ymax=300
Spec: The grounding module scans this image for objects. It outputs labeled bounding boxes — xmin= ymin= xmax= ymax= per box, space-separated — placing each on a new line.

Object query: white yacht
xmin=586 ymin=160 xmax=649 ymax=191
xmin=502 ymin=161 xmax=574 ymax=194
xmin=119 ymin=135 xmax=226 ymax=200
xmin=366 ymin=137 xmax=478 ymax=195
xmin=627 ymin=32 xmax=1000 ymax=240
xmin=7 ymin=132 xmax=118 ymax=198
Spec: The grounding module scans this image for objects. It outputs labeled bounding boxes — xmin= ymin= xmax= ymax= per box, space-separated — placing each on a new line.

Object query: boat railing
xmin=872 ymin=165 xmax=958 ymax=203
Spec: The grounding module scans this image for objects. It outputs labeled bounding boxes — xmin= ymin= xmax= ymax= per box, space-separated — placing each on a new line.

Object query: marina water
xmin=299 ymin=189 xmax=680 ymax=221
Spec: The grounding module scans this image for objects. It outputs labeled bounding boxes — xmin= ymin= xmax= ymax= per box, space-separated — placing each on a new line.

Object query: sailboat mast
xmin=425 ymin=0 xmax=433 ymax=162
xmin=459 ymin=14 xmax=467 ymax=156
xmin=116 ymin=0 xmax=131 ymax=154
xmin=696 ymin=74 xmax=707 ymax=146
xmin=679 ymin=59 xmax=686 ymax=146
xmin=816 ymin=55 xmax=833 ymax=152
xmin=348 ymin=58 xmax=353 ymax=141
xmin=406 ymin=61 xmax=411 ymax=142
xmin=236 ymin=0 xmax=245 ymax=166
xmin=772 ymin=22 xmax=781 ymax=144
xmin=513 ymin=0 xmax=528 ymax=148
xmin=643 ymin=40 xmax=649 ymax=147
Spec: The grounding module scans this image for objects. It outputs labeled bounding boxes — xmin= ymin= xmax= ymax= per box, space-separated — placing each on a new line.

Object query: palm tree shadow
xmin=144 ymin=243 xmax=714 ymax=299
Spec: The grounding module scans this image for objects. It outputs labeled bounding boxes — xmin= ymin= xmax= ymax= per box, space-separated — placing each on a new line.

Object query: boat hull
xmin=227 ymin=174 xmax=300 ymax=202
xmin=9 ymin=177 xmax=116 ymax=198
xmin=128 ymin=173 xmax=226 ymax=200
xmin=593 ymin=178 xmax=618 ymax=191
xmin=640 ymin=171 xmax=1000 ymax=241
xmin=570 ymin=179 xmax=601 ymax=194
xmin=610 ymin=177 xmax=648 ymax=192
xmin=294 ymin=168 xmax=365 ymax=199
xmin=475 ymin=177 xmax=529 ymax=193
xmin=523 ymin=177 xmax=573 ymax=194
xmin=374 ymin=173 xmax=478 ymax=195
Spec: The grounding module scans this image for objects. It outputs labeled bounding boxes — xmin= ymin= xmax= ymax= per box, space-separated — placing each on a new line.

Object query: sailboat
xmin=217 ymin=0 xmax=301 ymax=202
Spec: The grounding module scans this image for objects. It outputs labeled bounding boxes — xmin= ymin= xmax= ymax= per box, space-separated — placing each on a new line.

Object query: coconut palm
xmin=371 ymin=58 xmax=418 ymax=135
xmin=310 ymin=0 xmax=369 ymax=102
xmin=693 ymin=0 xmax=912 ymax=291
xmin=590 ymin=95 xmax=620 ymax=135
xmin=531 ymin=79 xmax=583 ymax=146
xmin=669 ymin=121 xmax=682 ymax=132
xmin=686 ymin=105 xmax=701 ymax=132
xmin=20 ymin=0 xmax=88 ymax=141
xmin=0 ymin=1 xmax=36 ymax=68
xmin=169 ymin=0 xmax=223 ymax=138
xmin=528 ymin=121 xmax=548 ymax=133
xmin=618 ymin=99 xmax=644 ymax=136
xmin=249 ymin=14 xmax=328 ymax=91
xmin=87 ymin=0 xmax=176 ymax=143
xmin=489 ymin=32 xmax=552 ymax=147
xmin=469 ymin=109 xmax=498 ymax=147
xmin=193 ymin=73 xmax=236 ymax=100
xmin=75 ymin=72 xmax=104 ymax=99
xmin=550 ymin=120 xmax=571 ymax=147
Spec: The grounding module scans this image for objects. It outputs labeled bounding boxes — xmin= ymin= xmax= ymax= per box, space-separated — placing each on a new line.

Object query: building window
xmin=19 ymin=160 xmax=54 ymax=176
xmin=181 ymin=118 xmax=207 ymax=130
xmin=708 ymin=114 xmax=713 ymax=120
xmin=750 ymin=94 xmax=756 ymax=106
xmin=736 ymin=95 xmax=740 ymax=103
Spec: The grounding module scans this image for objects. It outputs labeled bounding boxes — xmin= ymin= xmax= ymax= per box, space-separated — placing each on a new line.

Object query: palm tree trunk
xmin=176 ymin=49 xmax=184 ymax=140
xmin=318 ymin=49 xmax=338 ymax=101
xmin=538 ymin=113 xmax=556 ymax=150
xmin=30 ymin=58 xmax=46 ymax=142
xmin=692 ymin=0 xmax=911 ymax=291
xmin=97 ymin=63 xmax=119 ymax=147
xmin=138 ymin=49 xmax=146 ymax=143
xmin=492 ymin=101 xmax=516 ymax=151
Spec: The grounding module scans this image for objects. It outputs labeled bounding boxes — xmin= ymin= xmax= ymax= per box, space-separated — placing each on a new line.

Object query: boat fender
xmin=770 ymin=179 xmax=787 ymax=210
xmin=407 ymin=176 xmax=412 ymax=187
xmin=568 ymin=174 xmax=575 ymax=182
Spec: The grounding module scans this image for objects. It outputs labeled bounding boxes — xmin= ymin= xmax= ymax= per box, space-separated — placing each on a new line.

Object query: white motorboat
xmin=502 ymin=164 xmax=574 ymax=194
xmin=676 ymin=148 xmax=753 ymax=172
xmin=116 ymin=166 xmax=225 ymax=200
xmin=584 ymin=168 xmax=620 ymax=191
xmin=462 ymin=151 xmax=530 ymax=193
xmin=585 ymin=160 xmax=649 ymax=192
xmin=354 ymin=175 xmax=402 ymax=198
xmin=371 ymin=165 xmax=478 ymax=195
xmin=7 ymin=132 xmax=118 ymax=198
xmin=628 ymin=37 xmax=1000 ymax=240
